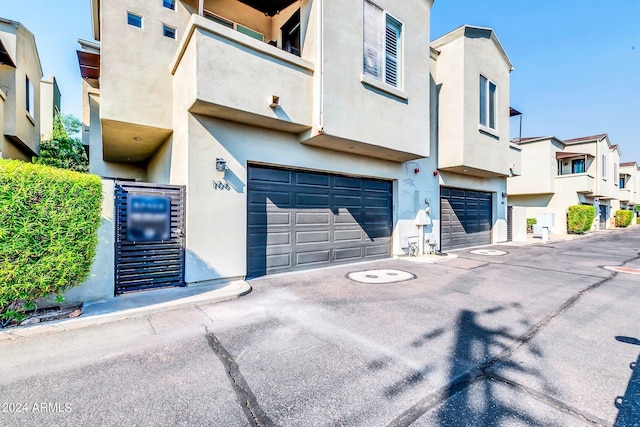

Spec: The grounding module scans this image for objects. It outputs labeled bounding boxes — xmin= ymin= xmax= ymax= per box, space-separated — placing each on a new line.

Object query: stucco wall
xmin=175 ymin=114 xmax=438 ymax=284
xmin=434 ymin=27 xmax=512 ymax=176
xmin=317 ymin=0 xmax=431 ymax=158
xmin=100 ymin=0 xmax=190 ymax=129
xmin=65 ymin=180 xmax=116 ymax=303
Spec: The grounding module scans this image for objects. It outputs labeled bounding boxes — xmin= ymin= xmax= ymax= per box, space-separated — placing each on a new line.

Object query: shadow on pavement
xmin=614 ymin=336 xmax=640 ymax=427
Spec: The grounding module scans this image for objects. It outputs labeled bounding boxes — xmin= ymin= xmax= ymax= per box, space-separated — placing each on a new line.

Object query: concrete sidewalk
xmin=0 ymin=280 xmax=250 ymax=341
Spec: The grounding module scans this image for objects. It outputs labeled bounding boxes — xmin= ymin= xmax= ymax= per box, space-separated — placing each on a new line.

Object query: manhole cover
xmin=604 ymin=266 xmax=640 ymax=275
xmin=469 ymin=249 xmax=508 ymax=256
xmin=347 ymin=269 xmax=415 ymax=284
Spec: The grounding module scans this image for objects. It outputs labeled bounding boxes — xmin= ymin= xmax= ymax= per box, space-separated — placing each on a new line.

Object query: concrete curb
xmin=0 ymin=280 xmax=251 ymax=342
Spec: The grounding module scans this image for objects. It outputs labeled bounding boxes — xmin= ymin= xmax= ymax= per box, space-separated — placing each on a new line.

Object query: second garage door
xmin=440 ymin=187 xmax=492 ymax=251
xmin=247 ymin=165 xmax=392 ymax=277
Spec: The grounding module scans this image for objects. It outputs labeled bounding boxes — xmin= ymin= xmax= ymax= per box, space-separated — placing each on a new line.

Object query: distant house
xmin=619 ymin=161 xmax=640 ymax=210
xmin=0 ymin=17 xmax=43 ymax=160
xmin=40 ymin=75 xmax=61 ymax=141
xmin=508 ymin=134 xmax=621 ymax=233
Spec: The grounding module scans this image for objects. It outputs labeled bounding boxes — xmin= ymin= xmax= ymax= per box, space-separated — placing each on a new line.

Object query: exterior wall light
xmin=270 ymin=95 xmax=280 ymax=108
xmin=216 ymin=158 xmax=227 ymax=172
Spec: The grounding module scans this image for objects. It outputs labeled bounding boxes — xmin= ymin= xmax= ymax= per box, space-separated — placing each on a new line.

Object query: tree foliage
xmin=33 ymin=113 xmax=88 ymax=173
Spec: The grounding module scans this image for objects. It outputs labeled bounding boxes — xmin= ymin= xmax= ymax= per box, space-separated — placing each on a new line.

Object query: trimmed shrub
xmin=0 ymin=160 xmax=102 ymax=322
xmin=526 ymin=218 xmax=537 ymax=234
xmin=615 ymin=210 xmax=634 ymax=227
xmin=567 ymin=205 xmax=595 ymax=234
xmin=637 ymin=217 xmax=640 ymax=225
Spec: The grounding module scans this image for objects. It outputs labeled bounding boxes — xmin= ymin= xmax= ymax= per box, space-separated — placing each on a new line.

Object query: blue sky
xmin=3 ymin=1 xmax=639 ymax=161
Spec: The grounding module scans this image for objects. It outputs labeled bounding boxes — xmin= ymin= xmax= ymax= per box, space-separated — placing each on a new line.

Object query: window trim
xmin=127 ymin=12 xmax=143 ymax=28
xmin=601 ymin=154 xmax=607 ymax=179
xmin=362 ymin=0 xmax=404 ymax=91
xmin=479 ymin=74 xmax=498 ymax=131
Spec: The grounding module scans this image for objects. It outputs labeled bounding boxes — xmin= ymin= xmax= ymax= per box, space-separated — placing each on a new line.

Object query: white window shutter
xmin=363 ymin=1 xmax=383 ymax=79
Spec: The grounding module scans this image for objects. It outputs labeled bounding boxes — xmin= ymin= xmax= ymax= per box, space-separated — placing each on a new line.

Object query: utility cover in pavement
xmin=469 ymin=249 xmax=508 ymax=256
xmin=604 ymin=266 xmax=640 ymax=275
xmin=347 ymin=269 xmax=415 ymax=284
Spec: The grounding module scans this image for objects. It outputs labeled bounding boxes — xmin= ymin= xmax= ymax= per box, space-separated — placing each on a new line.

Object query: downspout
xmin=317 ymin=0 xmax=324 ymax=134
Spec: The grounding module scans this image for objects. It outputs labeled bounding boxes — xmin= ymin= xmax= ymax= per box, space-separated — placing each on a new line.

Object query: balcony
xmin=619 ymin=188 xmax=632 ymax=203
xmin=555 ymin=173 xmax=595 ymax=194
xmin=171 ymin=14 xmax=313 ymax=133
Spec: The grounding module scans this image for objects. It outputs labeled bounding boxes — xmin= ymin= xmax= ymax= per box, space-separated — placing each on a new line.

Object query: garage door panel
xmin=366 ymin=245 xmax=392 ymax=257
xmin=266 ymin=253 xmax=292 ymax=269
xmin=334 ymin=229 xmax=363 ymax=242
xmin=365 ymin=180 xmax=392 ymax=193
xmin=296 ymin=193 xmax=330 ymax=208
xmin=334 ymin=176 xmax=363 ymax=190
xmin=297 ymin=250 xmax=331 ymax=265
xmin=248 ymin=165 xmax=391 ymax=276
xmin=334 ymin=247 xmax=364 ymax=261
xmin=334 ymin=195 xmax=363 ymax=207
xmin=296 ymin=230 xmax=330 ymax=244
xmin=249 ymin=167 xmax=291 ymax=184
xmin=296 ymin=172 xmax=330 ymax=187
xmin=365 ymin=196 xmax=391 ymax=208
xmin=441 ymin=187 xmax=492 ymax=251
xmin=295 ymin=212 xmax=331 ymax=225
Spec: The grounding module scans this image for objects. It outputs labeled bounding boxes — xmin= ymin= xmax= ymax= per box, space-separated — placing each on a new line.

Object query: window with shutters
xmin=363 ymin=1 xmax=403 ymax=89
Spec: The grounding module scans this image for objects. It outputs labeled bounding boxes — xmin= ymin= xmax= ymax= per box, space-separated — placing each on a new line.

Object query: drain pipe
xmin=317 ymin=0 xmax=325 ymax=133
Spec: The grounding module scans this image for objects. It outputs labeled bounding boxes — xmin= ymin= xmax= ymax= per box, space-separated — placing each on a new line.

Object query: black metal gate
xmin=115 ymin=181 xmax=185 ymax=294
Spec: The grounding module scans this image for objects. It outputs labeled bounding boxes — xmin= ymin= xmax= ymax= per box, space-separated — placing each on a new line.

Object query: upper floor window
xmin=620 ymin=177 xmax=626 ymax=188
xmin=572 ymin=158 xmax=585 ymax=174
xmin=363 ymin=1 xmax=403 ymax=88
xmin=479 ymin=75 xmax=497 ymax=129
xmin=163 ymin=0 xmax=175 ymax=10
xmin=163 ymin=24 xmax=176 ymax=39
xmin=281 ymin=10 xmax=301 ymax=57
xmin=25 ymin=76 xmax=34 ymax=118
xmin=601 ymin=155 xmax=607 ymax=178
xmin=127 ymin=12 xmax=143 ymax=28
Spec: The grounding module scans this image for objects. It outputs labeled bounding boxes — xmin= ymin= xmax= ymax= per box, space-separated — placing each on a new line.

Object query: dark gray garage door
xmin=247 ymin=165 xmax=392 ymax=277
xmin=440 ymin=187 xmax=492 ymax=251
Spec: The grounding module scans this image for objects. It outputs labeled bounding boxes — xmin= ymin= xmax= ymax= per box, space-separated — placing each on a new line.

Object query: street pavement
xmin=1 ymin=228 xmax=639 ymax=426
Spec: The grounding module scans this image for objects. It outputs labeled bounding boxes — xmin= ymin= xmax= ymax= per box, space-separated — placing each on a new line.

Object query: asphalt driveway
xmin=1 ymin=228 xmax=639 ymax=426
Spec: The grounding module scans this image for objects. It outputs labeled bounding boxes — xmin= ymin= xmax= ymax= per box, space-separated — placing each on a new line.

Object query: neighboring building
xmin=431 ymin=25 xmax=518 ymax=250
xmin=619 ymin=161 xmax=640 ymax=209
xmin=0 ymin=17 xmax=43 ymax=161
xmin=508 ymin=134 xmax=620 ymax=233
xmin=40 ymin=75 xmax=61 ymax=140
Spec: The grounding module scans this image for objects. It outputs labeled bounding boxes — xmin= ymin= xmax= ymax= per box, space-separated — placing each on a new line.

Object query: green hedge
xmin=0 ymin=160 xmax=102 ymax=322
xmin=567 ymin=205 xmax=595 ymax=234
xmin=615 ymin=210 xmax=634 ymax=227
